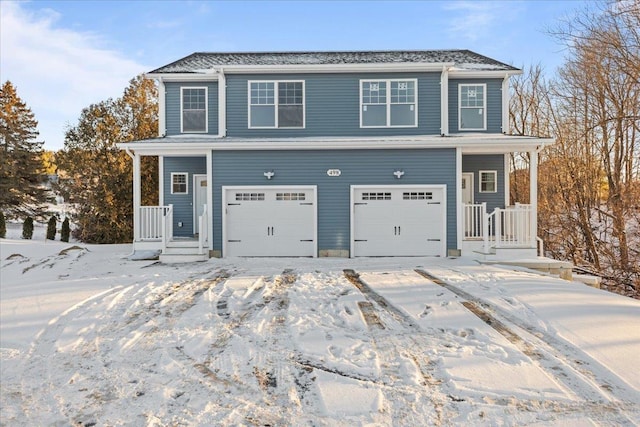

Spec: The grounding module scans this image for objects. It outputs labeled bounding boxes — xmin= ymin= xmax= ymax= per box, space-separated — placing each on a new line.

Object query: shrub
xmin=46 ymin=216 xmax=57 ymax=240
xmin=22 ymin=217 xmax=34 ymax=239
xmin=0 ymin=211 xmax=5 ymax=238
xmin=61 ymin=218 xmax=70 ymax=242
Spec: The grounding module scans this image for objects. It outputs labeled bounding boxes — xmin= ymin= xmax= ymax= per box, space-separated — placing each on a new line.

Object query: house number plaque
xmin=326 ymin=169 xmax=341 ymax=177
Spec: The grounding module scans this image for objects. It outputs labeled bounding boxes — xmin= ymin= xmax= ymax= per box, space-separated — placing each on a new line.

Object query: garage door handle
xmin=355 ymin=239 xmax=368 ymax=242
xmin=354 ymin=202 xmax=367 ymax=206
xmin=427 ymin=202 xmax=441 ymax=205
xmin=267 ymin=226 xmax=275 ymax=236
xmin=427 ymin=239 xmax=441 ymax=241
xmin=394 ymin=226 xmax=401 ymax=235
xmin=300 ymin=202 xmax=313 ymax=205
xmin=228 ymin=240 xmax=241 ymax=242
xmin=228 ymin=203 xmax=241 ymax=206
xmin=300 ymin=239 xmax=313 ymax=242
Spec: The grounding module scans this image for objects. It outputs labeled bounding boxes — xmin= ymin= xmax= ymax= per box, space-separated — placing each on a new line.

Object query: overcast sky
xmin=0 ymin=0 xmax=586 ymax=150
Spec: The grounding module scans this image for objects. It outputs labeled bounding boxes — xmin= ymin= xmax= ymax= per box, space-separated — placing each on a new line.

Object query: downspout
xmin=218 ymin=68 xmax=227 ymax=137
xmin=502 ymin=72 xmax=510 ymax=134
xmin=440 ymin=65 xmax=449 ymax=136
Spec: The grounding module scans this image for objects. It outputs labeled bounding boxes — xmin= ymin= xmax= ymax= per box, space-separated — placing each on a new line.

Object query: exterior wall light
xmin=393 ymin=170 xmax=405 ymax=179
xmin=264 ymin=171 xmax=275 ymax=180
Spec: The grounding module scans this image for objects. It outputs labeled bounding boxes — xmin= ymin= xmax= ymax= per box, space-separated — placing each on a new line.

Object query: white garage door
xmin=223 ymin=186 xmax=317 ymax=257
xmin=352 ymin=185 xmax=446 ymax=257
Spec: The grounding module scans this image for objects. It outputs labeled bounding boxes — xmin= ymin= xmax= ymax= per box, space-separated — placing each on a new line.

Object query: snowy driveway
xmin=1 ymin=241 xmax=640 ymax=426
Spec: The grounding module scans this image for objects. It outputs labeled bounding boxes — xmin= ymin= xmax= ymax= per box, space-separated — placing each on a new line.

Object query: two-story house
xmin=118 ymin=50 xmax=553 ymax=262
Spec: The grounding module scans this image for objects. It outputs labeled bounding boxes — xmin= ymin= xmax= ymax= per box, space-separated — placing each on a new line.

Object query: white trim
xmin=504 ymin=153 xmax=510 ymax=206
xmin=206 ymin=151 xmax=213 ymax=251
xmin=479 ymin=170 xmax=497 ymax=193
xmin=448 ymin=69 xmax=522 ymax=78
xmin=350 ymin=184 xmax=447 ymax=258
xmin=458 ymin=83 xmax=487 ymax=131
xmin=440 ymin=67 xmax=449 ymax=135
xmin=180 ymin=86 xmax=209 ymax=134
xmin=119 ymin=135 xmax=554 ymax=155
xmin=529 ymin=149 xmax=538 ymax=242
xmin=158 ymin=79 xmax=166 ymax=137
xmin=192 ymin=174 xmax=207 ymax=234
xmin=218 ymin=69 xmax=227 ymax=137
xmin=133 ymin=153 xmax=141 ymax=241
xmin=501 ymin=75 xmax=510 ymax=134
xmin=456 ymin=150 xmax=463 ymax=251
xmin=170 ymin=172 xmax=189 ymax=194
xmin=222 ymin=185 xmax=317 ymax=258
xmin=158 ymin=156 xmax=164 ymax=206
xmin=248 ymin=80 xmax=305 ymax=129
xmin=360 ymin=79 xmax=418 ymax=128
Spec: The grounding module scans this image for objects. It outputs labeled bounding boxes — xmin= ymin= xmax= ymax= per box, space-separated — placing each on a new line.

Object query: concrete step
xmin=159 ymin=252 xmax=209 ymax=263
xmin=163 ymin=246 xmax=205 ymax=255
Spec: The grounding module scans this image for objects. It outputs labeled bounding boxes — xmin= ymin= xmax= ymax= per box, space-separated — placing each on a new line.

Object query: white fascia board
xmin=118 ymin=135 xmax=554 ymax=154
xmin=145 ymin=73 xmax=220 ymax=82
xmin=448 ymin=69 xmax=522 ymax=78
xmin=218 ymin=62 xmax=455 ymax=74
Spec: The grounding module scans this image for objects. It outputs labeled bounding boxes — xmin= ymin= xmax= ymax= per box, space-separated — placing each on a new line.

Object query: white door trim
xmin=193 ymin=174 xmax=207 ymax=234
xmin=350 ymin=184 xmax=447 ymax=258
xmin=462 ymin=172 xmax=474 ymax=204
xmin=222 ymin=185 xmax=318 ymax=257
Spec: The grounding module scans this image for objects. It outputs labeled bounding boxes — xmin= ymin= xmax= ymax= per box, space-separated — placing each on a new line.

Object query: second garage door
xmin=223 ymin=186 xmax=317 ymax=257
xmin=352 ymin=185 xmax=446 ymax=257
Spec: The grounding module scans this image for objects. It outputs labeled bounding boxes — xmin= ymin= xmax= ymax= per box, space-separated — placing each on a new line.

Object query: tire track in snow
xmin=415 ymin=268 xmax=640 ymax=425
xmin=344 ymin=269 xmax=447 ymax=426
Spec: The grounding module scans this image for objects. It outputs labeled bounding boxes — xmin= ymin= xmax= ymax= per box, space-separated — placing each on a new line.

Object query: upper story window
xmin=361 ymin=79 xmax=417 ymax=128
xmin=459 ymin=84 xmax=486 ymax=131
xmin=479 ymin=170 xmax=497 ymax=193
xmin=181 ymin=87 xmax=208 ymax=133
xmin=249 ymin=81 xmax=304 ymax=128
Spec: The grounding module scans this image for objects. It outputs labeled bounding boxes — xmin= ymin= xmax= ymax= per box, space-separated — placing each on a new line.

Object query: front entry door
xmin=194 ymin=175 xmax=207 ymax=234
xmin=462 ymin=173 xmax=474 ymax=204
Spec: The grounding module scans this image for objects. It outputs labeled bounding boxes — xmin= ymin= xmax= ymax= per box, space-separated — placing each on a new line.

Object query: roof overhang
xmin=118 ymin=134 xmax=554 ymax=156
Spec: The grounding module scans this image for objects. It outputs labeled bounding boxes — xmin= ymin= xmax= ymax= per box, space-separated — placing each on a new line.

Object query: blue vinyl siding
xmin=212 ymin=148 xmax=456 ymax=255
xmin=163 ymin=156 xmax=207 ymax=236
xmin=462 ymin=154 xmax=505 ymax=211
xmin=226 ymin=73 xmax=441 ymax=137
xmin=448 ymin=79 xmax=503 ymax=133
xmin=165 ymin=82 xmax=219 ymax=136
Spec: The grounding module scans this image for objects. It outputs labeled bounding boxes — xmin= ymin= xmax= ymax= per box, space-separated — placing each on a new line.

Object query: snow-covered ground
xmin=1 ymin=225 xmax=639 ymax=426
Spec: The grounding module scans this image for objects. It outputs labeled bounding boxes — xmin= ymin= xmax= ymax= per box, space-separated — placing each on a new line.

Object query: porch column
xmin=133 ymin=152 xmax=141 ymax=242
xmin=529 ymin=149 xmax=538 ymax=243
xmin=206 ymin=150 xmax=213 ymax=251
xmin=456 ymin=147 xmax=463 ymax=251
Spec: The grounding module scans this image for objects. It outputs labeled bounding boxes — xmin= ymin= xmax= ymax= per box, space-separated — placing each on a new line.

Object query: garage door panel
xmin=352 ymin=186 xmax=446 ymax=257
xmin=224 ymin=187 xmax=316 ymax=257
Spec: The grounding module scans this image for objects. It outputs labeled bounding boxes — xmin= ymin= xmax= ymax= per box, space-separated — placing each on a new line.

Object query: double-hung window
xmin=479 ymin=170 xmax=497 ymax=193
xmin=171 ymin=172 xmax=188 ymax=194
xmin=459 ymin=84 xmax=486 ymax=131
xmin=361 ymin=79 xmax=417 ymax=127
xmin=249 ymin=81 xmax=304 ymax=128
xmin=181 ymin=87 xmax=207 ymax=133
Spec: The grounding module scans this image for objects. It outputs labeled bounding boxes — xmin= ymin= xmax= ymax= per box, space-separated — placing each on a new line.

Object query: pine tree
xmin=0 ymin=211 xmax=6 ymax=238
xmin=0 ymin=81 xmax=49 ymax=219
xmin=46 ymin=215 xmax=57 ymax=240
xmin=61 ymin=217 xmax=70 ymax=242
xmin=22 ymin=216 xmax=33 ymax=239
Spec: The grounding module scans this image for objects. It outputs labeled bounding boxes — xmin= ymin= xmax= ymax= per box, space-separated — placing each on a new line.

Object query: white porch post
xmin=132 ymin=152 xmax=141 ymax=242
xmin=206 ymin=150 xmax=213 ymax=251
xmin=504 ymin=153 xmax=510 ymax=207
xmin=529 ymin=150 xmax=538 ymax=244
xmin=456 ymin=147 xmax=463 ymax=251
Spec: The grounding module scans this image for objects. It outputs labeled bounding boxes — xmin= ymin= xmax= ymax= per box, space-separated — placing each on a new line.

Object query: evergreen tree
xmin=0 ymin=211 xmax=6 ymax=238
xmin=46 ymin=215 xmax=57 ymax=240
xmin=57 ymin=75 xmax=158 ymax=243
xmin=61 ymin=217 xmax=70 ymax=242
xmin=22 ymin=216 xmax=33 ymax=239
xmin=0 ymin=81 xmax=49 ymax=219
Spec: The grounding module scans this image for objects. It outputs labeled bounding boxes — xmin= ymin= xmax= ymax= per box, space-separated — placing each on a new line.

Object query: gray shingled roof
xmin=149 ymin=50 xmax=519 ymax=73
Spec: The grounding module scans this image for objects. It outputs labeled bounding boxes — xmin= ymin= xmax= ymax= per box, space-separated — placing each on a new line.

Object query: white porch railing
xmin=161 ymin=204 xmax=174 ymax=250
xmin=139 ymin=206 xmax=173 ymax=240
xmin=463 ymin=203 xmax=535 ymax=252
xmin=198 ymin=204 xmax=208 ymax=255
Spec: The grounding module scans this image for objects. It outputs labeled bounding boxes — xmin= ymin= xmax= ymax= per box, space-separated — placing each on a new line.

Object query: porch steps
xmin=159 ymin=240 xmax=209 ymax=263
xmin=480 ymin=257 xmax=574 ymax=281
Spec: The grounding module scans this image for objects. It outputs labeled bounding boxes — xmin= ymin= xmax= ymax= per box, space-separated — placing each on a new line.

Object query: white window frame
xmin=458 ymin=83 xmax=487 ymax=131
xmin=180 ymin=87 xmax=208 ymax=133
xmin=171 ymin=172 xmax=189 ymax=195
xmin=360 ymin=79 xmax=418 ymax=128
xmin=479 ymin=170 xmax=497 ymax=193
xmin=248 ymin=80 xmax=305 ymax=129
